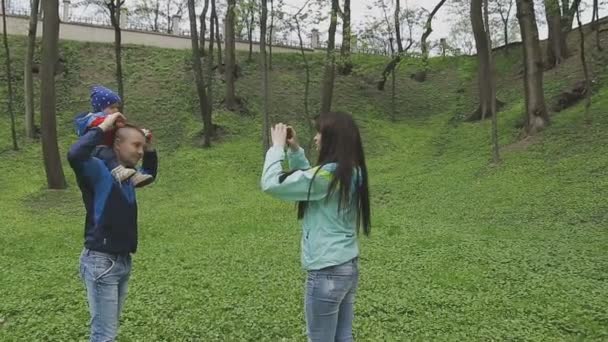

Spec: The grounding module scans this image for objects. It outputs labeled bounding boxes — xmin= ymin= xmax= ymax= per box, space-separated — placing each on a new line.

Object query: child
xmin=74 ymin=85 xmax=154 ymax=187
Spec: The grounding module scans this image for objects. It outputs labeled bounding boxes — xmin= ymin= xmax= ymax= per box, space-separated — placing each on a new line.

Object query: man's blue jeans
xmin=80 ymin=248 xmax=132 ymax=342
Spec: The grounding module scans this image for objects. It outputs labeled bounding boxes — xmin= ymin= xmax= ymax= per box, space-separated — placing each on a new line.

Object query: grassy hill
xmin=0 ymin=23 xmax=607 ymax=340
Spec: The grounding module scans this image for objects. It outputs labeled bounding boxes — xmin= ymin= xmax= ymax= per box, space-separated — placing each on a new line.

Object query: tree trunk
xmin=377 ymin=39 xmax=413 ymax=91
xmin=339 ymin=0 xmax=352 ymax=74
xmin=421 ymin=0 xmax=448 ymax=65
xmin=516 ymin=0 xmax=549 ymax=135
xmin=482 ymin=0 xmax=500 ymax=162
xmin=561 ymin=0 xmax=581 ymax=32
xmin=154 ymin=1 xmax=160 ymax=32
xmin=269 ymin=0 xmax=274 ymax=70
xmin=592 ymin=0 xmax=601 ymax=50
xmin=544 ymin=0 xmax=568 ymax=67
xmin=391 ymin=68 xmax=396 ymax=122
xmin=225 ymin=0 xmax=237 ymax=110
xmin=296 ymin=17 xmax=309 ymax=119
xmin=503 ymin=17 xmax=509 ymax=47
xmin=394 ymin=0 xmax=403 ymax=53
xmin=2 ymin=0 xmax=18 ymax=150
xmin=200 ymin=0 xmax=209 ymax=56
xmin=499 ymin=0 xmax=513 ymax=51
xmin=108 ymin=1 xmax=125 ymax=106
xmin=40 ymin=0 xmax=67 ymax=189
xmin=166 ymin=1 xmax=171 ymax=33
xmin=25 ymin=0 xmax=40 ymax=139
xmin=187 ymin=0 xmax=212 ymax=147
xmin=211 ymin=0 xmax=222 ymax=68
xmin=576 ymin=4 xmax=591 ymax=120
xmin=470 ymin=0 xmax=495 ymax=122
xmin=207 ymin=0 xmax=215 ymax=125
xmin=487 ymin=0 xmax=500 ymax=163
xmin=248 ymin=6 xmax=254 ymax=61
xmin=484 ymin=0 xmax=491 ymax=40
xmin=320 ymin=0 xmax=339 ymax=115
xmin=295 ymin=4 xmax=314 ymax=151
xmin=260 ymin=0 xmax=270 ymax=151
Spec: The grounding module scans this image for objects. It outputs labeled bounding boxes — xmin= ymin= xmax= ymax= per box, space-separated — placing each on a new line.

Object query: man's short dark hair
xmin=115 ymin=124 xmax=145 ymax=143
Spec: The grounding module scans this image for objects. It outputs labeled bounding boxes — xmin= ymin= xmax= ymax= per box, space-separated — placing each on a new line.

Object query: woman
xmin=261 ymin=111 xmax=371 ymax=341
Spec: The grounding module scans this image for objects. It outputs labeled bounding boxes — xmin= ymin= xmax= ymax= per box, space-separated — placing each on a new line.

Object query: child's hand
xmin=115 ymin=115 xmax=126 ymax=128
xmin=99 ymin=113 xmax=126 ymax=132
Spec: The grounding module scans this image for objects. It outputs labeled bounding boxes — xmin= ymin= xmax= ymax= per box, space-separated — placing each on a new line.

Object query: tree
xmin=491 ymin=0 xmax=516 ymax=49
xmin=165 ymin=0 xmax=187 ymax=34
xmin=357 ymin=2 xmax=411 ymax=55
xmin=470 ymin=0 xmax=496 ymax=121
xmin=260 ymin=0 xmax=270 ymax=151
xmin=2 ymin=0 xmax=18 ymax=150
xmin=207 ymin=0 xmax=217 ymax=123
xmin=575 ymin=2 xmax=591 ymax=120
xmin=448 ymin=0 xmax=519 ymax=55
xmin=266 ymin=0 xmax=285 ymax=71
xmin=516 ymin=0 xmax=549 ymax=135
xmin=243 ymin=0 xmax=257 ymax=61
xmin=470 ymin=0 xmax=500 ymax=162
xmin=544 ymin=0 xmax=568 ymax=67
xmin=269 ymin=0 xmax=274 ymax=70
xmin=543 ymin=0 xmax=582 ymax=68
xmin=421 ymin=0 xmax=448 ymax=66
xmin=211 ymin=0 xmax=223 ymax=67
xmin=25 ymin=0 xmax=40 ymax=139
xmin=591 ymin=0 xmax=601 ymax=50
xmin=376 ymin=0 xmax=415 ymax=91
xmin=394 ymin=0 xmax=403 ymax=53
xmin=131 ymin=0 xmax=163 ymax=32
xmin=448 ymin=1 xmax=476 ymax=55
xmin=338 ymin=0 xmax=352 ymax=74
xmin=107 ymin=1 xmax=126 ymax=105
xmin=378 ymin=0 xmax=396 ymax=54
xmin=200 ymin=0 xmax=210 ymax=56
xmin=225 ymin=0 xmax=238 ymax=110
xmin=187 ymin=0 xmax=213 ymax=147
xmin=292 ymin=0 xmax=315 ymax=148
xmin=319 ymin=0 xmax=339 ymax=115
xmin=40 ymin=0 xmax=67 ymax=189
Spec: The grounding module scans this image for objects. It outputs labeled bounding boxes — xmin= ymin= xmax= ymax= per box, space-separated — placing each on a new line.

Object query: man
xmin=67 ymin=113 xmax=158 ymax=341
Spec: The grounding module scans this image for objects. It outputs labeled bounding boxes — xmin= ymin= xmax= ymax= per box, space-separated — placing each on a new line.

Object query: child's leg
xmin=93 ymin=146 xmax=119 ymax=170
xmin=93 ymin=146 xmax=136 ymax=182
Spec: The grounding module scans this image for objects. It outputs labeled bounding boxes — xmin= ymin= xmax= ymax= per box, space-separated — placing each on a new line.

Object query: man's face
xmin=114 ymin=128 xmax=146 ymax=168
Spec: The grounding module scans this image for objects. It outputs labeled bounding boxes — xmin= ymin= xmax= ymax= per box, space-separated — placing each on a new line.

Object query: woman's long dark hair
xmin=296 ymin=111 xmax=371 ymax=236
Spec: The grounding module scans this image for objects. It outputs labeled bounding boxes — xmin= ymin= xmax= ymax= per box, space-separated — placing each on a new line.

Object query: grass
xmin=0 ymin=30 xmax=607 ymax=340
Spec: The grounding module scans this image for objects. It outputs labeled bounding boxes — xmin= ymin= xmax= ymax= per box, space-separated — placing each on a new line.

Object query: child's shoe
xmin=131 ymin=171 xmax=154 ymax=188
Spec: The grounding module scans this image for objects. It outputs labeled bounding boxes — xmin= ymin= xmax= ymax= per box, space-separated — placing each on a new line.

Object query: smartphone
xmin=286 ymin=127 xmax=294 ymax=140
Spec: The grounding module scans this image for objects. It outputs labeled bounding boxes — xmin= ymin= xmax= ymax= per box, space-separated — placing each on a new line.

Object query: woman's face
xmin=313 ymin=132 xmax=321 ymax=151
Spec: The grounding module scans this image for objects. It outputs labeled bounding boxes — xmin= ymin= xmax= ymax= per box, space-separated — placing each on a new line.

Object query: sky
xmin=6 ymin=0 xmax=608 ymax=45
xmin=281 ymin=0 xmax=454 ymax=39
xmin=279 ymin=0 xmax=608 ymax=42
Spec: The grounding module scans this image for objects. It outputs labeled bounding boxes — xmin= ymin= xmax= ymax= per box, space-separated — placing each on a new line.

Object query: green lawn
xmin=0 ymin=36 xmax=607 ymax=340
